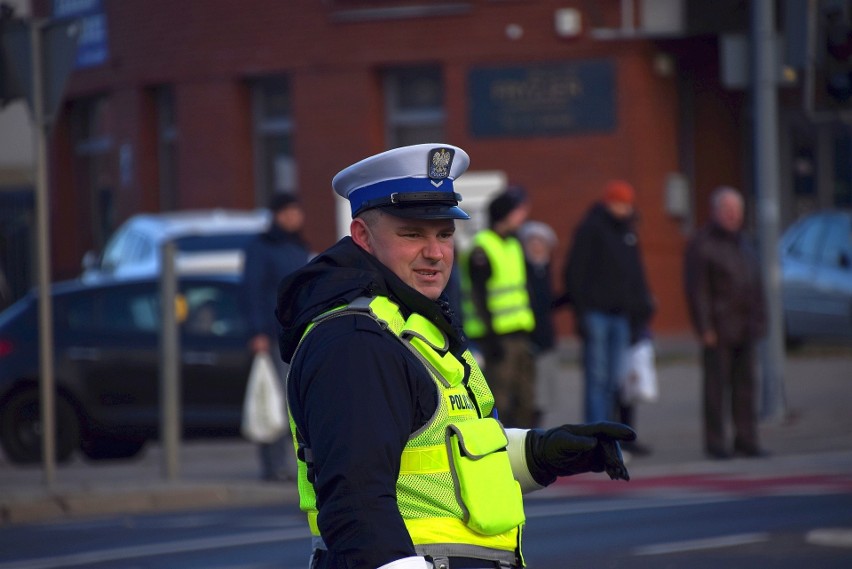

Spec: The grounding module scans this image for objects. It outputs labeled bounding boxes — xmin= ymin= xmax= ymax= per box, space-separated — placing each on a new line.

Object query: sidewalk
xmin=2 ymin=337 xmax=851 ymax=525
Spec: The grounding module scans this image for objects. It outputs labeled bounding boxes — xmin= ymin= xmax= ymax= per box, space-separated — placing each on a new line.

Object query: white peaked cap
xmin=332 ymin=143 xmax=471 ymax=219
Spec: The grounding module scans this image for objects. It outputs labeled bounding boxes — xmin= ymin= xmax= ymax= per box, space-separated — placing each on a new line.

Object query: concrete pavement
xmin=2 ymin=337 xmax=851 ymax=525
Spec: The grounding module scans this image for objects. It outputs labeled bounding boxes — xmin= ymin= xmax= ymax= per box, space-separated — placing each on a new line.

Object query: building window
xmin=156 ymin=87 xmax=178 ymax=211
xmin=252 ymin=76 xmax=295 ymax=206
xmin=71 ymin=96 xmax=115 ymax=250
xmin=384 ymin=66 xmax=445 ymax=147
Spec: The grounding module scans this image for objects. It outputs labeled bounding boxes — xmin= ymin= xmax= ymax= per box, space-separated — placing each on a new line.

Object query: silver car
xmin=779 ymin=209 xmax=852 ymax=345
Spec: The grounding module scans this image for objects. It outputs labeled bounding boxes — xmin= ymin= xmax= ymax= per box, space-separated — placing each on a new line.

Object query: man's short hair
xmin=268 ymin=193 xmax=299 ymax=213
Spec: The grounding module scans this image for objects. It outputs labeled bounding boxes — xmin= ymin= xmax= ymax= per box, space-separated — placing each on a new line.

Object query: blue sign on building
xmin=468 ymin=60 xmax=617 ymax=138
xmin=53 ymin=0 xmax=108 ymax=69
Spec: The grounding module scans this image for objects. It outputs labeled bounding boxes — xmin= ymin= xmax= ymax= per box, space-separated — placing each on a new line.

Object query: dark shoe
xmin=706 ymin=447 xmax=731 ymax=460
xmin=734 ymin=445 xmax=770 ymax=458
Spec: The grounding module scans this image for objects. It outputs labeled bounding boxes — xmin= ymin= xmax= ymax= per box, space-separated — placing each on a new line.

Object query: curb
xmin=1 ymin=482 xmax=299 ymax=525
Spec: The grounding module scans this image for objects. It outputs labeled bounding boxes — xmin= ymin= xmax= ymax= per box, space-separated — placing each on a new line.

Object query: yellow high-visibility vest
xmin=461 ymin=229 xmax=535 ymax=339
xmin=287 ymin=296 xmax=525 ymax=565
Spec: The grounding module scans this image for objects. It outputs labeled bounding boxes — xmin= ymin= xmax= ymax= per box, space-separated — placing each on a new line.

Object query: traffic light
xmin=0 ymin=2 xmax=27 ymax=108
xmin=1 ymin=3 xmax=81 ymax=122
xmin=816 ymin=1 xmax=852 ymax=112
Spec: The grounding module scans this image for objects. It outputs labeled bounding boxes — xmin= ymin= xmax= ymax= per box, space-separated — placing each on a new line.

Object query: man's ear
xmin=350 ymin=217 xmax=372 ymax=253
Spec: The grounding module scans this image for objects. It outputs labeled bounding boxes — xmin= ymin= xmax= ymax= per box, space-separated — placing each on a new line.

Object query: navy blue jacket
xmin=526 ymin=259 xmax=556 ymax=352
xmin=243 ymin=225 xmax=310 ymax=340
xmin=276 ymin=237 xmax=469 ymax=568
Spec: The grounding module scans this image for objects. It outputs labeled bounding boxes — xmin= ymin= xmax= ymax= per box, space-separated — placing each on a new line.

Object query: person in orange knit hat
xmin=561 ymin=180 xmax=656 ymax=453
xmin=603 ymin=179 xmax=636 ymax=206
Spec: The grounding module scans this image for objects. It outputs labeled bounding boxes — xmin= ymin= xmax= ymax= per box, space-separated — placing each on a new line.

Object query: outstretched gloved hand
xmin=525 ymin=421 xmax=637 ymax=486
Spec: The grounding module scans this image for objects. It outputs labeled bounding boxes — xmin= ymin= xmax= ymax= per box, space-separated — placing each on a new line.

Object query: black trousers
xmin=702 ymin=343 xmax=759 ymax=453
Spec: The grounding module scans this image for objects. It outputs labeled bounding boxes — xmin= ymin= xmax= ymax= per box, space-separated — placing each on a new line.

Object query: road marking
xmin=0 ymin=527 xmax=311 ymax=569
xmin=633 ymin=532 xmax=770 ymax=556
xmin=524 ymin=495 xmax=736 ymax=518
xmin=233 ymin=515 xmax=305 ymax=528
xmin=806 ymin=528 xmax=852 ymax=548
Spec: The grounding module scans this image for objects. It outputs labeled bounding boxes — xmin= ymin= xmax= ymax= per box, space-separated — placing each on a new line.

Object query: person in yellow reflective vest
xmin=460 ymin=189 xmax=538 ymax=428
xmin=275 ymin=144 xmax=636 ymax=569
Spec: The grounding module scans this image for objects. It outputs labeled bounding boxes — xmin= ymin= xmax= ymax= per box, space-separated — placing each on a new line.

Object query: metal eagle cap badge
xmin=427 ymin=147 xmax=454 ymax=186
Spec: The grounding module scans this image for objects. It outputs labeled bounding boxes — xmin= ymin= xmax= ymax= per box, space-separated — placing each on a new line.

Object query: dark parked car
xmin=779 ymin=209 xmax=852 ymax=345
xmin=0 ymin=275 xmax=253 ymax=464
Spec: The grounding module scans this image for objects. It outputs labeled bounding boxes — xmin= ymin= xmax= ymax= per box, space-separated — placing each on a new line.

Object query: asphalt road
xmin=0 ymin=344 xmax=852 ymax=524
xmin=1 ymin=490 xmax=851 ymax=569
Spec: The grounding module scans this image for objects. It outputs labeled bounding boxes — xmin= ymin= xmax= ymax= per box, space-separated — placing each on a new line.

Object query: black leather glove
xmin=525 ymin=422 xmax=637 ymax=486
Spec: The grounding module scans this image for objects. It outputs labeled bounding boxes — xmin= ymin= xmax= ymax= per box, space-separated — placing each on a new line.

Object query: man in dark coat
xmin=562 ymin=180 xmax=655 ymax=428
xmin=684 ymin=186 xmax=767 ymax=459
xmin=243 ymin=193 xmax=311 ymax=481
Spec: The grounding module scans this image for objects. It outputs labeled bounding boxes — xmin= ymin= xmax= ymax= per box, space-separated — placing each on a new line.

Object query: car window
xmin=135 ymin=235 xmax=155 ymax=264
xmin=0 ymin=296 xmax=34 ymax=334
xmin=182 ymin=283 xmax=244 ymax=337
xmin=100 ymin=227 xmax=132 ymax=271
xmin=785 ymin=217 xmax=825 ymax=262
xmin=64 ymin=285 xmax=160 ymax=334
xmin=124 ymin=231 xmax=151 ymax=264
xmin=819 ymin=215 xmax=852 ymax=268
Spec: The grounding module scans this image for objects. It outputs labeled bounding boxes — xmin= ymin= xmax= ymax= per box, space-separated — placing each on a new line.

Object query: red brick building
xmin=25 ymin=0 xmax=847 ymax=337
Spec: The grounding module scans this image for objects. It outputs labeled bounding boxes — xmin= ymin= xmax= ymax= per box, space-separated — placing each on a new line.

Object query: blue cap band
xmin=349 ymin=177 xmax=456 ymax=216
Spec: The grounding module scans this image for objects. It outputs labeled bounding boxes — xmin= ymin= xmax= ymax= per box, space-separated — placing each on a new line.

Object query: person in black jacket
xmin=275 ymin=144 xmax=635 ymax=569
xmin=562 ymin=180 xmax=654 ymax=428
xmin=243 ymin=193 xmax=311 ymax=481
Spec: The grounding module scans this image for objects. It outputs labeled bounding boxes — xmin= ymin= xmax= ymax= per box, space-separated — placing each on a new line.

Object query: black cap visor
xmin=378 ymin=203 xmax=470 ymax=220
xmin=355 ymin=190 xmax=470 ymax=220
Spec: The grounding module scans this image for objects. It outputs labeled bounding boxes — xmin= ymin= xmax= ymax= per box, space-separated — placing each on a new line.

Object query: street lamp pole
xmin=751 ymin=0 xmax=787 ymax=422
xmin=31 ymin=16 xmax=56 ymax=488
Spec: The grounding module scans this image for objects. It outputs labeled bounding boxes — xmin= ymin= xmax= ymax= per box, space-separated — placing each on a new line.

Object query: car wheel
xmin=0 ymin=389 xmax=80 ymax=465
xmin=80 ymin=435 xmax=146 ymax=461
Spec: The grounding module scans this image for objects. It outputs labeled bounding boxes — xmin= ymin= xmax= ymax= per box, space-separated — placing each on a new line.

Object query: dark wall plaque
xmin=468 ymin=60 xmax=617 ymax=138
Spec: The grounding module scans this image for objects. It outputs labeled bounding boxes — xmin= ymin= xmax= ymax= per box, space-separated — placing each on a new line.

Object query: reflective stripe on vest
xmin=461 ymin=229 xmax=535 ymax=339
xmin=287 ymin=296 xmax=524 ymax=562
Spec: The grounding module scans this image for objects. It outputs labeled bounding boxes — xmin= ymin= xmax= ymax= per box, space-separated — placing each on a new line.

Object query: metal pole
xmin=31 ymin=18 xmax=56 ymax=489
xmin=751 ymin=0 xmax=787 ymax=421
xmin=159 ymin=241 xmax=180 ymax=480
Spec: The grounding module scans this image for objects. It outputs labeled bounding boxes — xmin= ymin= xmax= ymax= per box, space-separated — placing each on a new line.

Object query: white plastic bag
xmin=620 ymin=339 xmax=659 ymax=404
xmin=241 ymin=352 xmax=286 ymax=443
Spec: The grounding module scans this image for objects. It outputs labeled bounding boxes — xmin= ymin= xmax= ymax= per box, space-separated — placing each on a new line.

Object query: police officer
xmin=461 ymin=188 xmax=537 ymax=428
xmin=276 ymin=144 xmax=636 ymax=569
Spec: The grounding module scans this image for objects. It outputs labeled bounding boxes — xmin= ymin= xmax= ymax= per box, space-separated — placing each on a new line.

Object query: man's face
xmin=354 ymin=212 xmax=456 ymax=300
xmin=605 ymin=201 xmax=634 ymax=219
xmin=715 ymin=194 xmax=744 ymax=232
xmin=523 ymin=235 xmax=552 ymax=265
xmin=275 ymin=205 xmax=305 ymax=233
xmin=505 ymin=203 xmax=530 ymax=232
